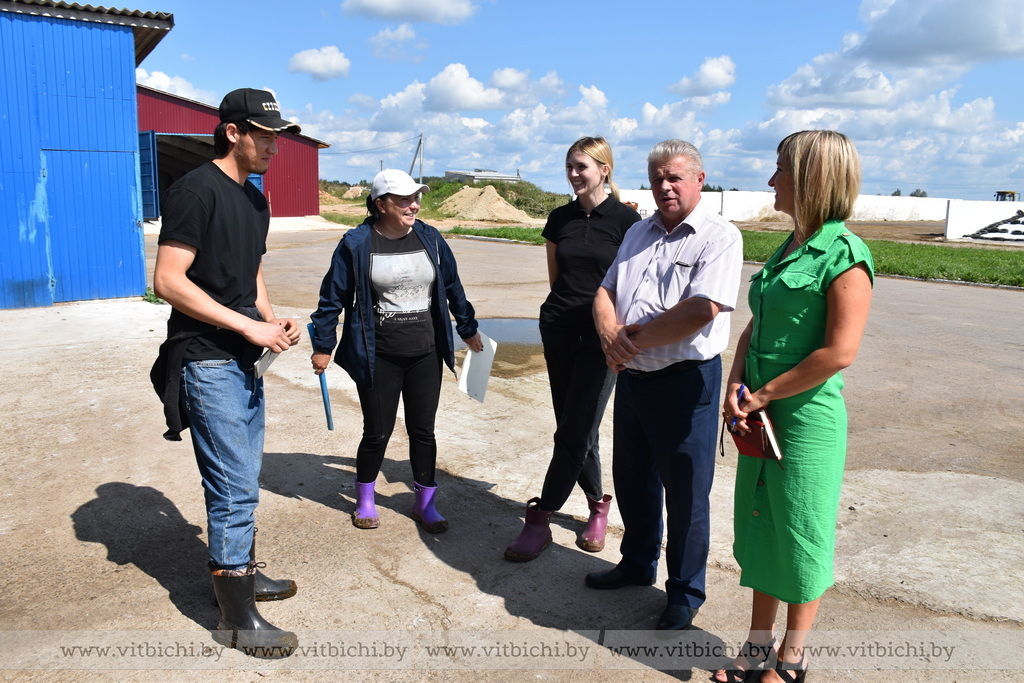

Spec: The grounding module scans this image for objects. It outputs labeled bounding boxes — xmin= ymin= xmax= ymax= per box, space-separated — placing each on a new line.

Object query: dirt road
xmin=1 ymin=227 xmax=1021 ymax=680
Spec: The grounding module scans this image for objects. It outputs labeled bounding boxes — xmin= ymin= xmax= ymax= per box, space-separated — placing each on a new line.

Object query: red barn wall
xmin=137 ymin=87 xmax=321 ymax=217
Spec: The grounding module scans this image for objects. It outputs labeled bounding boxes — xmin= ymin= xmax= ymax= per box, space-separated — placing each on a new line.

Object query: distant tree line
xmin=890 ymin=188 xmax=928 ymax=197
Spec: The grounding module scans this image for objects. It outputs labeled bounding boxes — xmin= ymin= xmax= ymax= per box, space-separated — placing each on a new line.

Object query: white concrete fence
xmin=618 ymin=189 xmax=1023 ymax=240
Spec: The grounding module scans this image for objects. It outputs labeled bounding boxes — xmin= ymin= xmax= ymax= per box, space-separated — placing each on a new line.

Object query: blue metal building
xmin=0 ymin=1 xmax=173 ymax=309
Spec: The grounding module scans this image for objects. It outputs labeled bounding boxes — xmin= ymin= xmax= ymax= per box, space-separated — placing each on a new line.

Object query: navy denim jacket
xmin=309 ymin=220 xmax=479 ymax=387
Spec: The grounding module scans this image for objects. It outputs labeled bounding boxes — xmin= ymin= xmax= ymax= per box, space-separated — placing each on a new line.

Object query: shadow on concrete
xmin=262 ymin=451 xmax=726 ymax=679
xmin=71 ymin=482 xmax=214 ymax=629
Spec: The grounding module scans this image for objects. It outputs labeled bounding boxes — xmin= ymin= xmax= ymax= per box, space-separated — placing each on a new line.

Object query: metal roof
xmin=0 ymin=0 xmax=173 ymax=65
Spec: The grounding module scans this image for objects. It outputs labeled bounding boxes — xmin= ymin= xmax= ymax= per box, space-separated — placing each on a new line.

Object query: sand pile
xmin=439 ymin=185 xmax=533 ymax=222
xmin=343 ymin=185 xmax=367 ymax=199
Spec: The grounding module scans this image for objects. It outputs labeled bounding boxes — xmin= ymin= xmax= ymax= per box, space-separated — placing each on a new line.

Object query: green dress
xmin=733 ymin=220 xmax=874 ymax=604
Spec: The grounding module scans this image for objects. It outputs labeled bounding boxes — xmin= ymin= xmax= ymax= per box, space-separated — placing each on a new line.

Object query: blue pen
xmin=731 ymin=384 xmax=746 ymax=428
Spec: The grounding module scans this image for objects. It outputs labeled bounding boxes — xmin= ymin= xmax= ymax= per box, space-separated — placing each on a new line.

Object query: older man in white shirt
xmin=588 ymin=139 xmax=743 ymax=631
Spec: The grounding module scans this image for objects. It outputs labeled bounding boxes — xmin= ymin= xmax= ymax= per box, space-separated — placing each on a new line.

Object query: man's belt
xmin=623 ymin=357 xmax=712 ymax=379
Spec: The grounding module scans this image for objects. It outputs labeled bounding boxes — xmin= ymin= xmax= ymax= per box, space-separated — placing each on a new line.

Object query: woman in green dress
xmin=715 ymin=130 xmax=874 ymax=683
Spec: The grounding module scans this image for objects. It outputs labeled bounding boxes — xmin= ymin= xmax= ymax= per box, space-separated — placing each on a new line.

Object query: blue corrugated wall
xmin=0 ymin=12 xmax=145 ymax=308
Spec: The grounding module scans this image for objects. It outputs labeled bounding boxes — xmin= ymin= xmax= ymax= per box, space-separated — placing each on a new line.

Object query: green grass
xmin=448 ymin=226 xmax=547 ymax=244
xmin=445 ymin=226 xmax=1024 ymax=287
xmin=321 ymin=211 xmax=366 ymax=227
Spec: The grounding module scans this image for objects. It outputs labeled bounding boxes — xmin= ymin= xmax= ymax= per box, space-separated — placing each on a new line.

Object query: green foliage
xmin=479 ymin=180 xmax=570 ymax=218
xmin=702 ymin=183 xmax=724 ymax=192
xmin=910 ymin=189 xmax=928 ymax=197
xmin=446 ymin=226 xmax=1024 ymax=287
xmin=416 ymin=178 xmax=569 ymax=220
xmin=143 ymin=287 xmax=165 ymax=304
xmin=891 ymin=188 xmax=902 ymax=196
xmin=319 ymin=179 xmax=351 ymax=201
xmin=417 ymin=179 xmax=469 ymax=219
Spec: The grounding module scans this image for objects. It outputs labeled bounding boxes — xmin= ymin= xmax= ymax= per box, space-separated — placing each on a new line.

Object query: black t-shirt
xmin=158 ymin=162 xmax=269 ymax=364
xmin=539 ymin=195 xmax=641 ymax=329
xmin=369 ymin=228 xmax=436 ymax=356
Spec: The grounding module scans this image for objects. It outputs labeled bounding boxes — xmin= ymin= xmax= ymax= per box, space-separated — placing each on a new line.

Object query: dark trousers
xmin=538 ymin=325 xmax=615 ymax=511
xmin=355 ymin=351 xmax=442 ymax=486
xmin=612 ymin=355 xmax=720 ymax=608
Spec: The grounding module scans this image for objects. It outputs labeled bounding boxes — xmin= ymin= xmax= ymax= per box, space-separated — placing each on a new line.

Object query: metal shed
xmin=0 ymin=0 xmax=173 ymax=309
xmin=136 ymin=86 xmax=329 ymax=220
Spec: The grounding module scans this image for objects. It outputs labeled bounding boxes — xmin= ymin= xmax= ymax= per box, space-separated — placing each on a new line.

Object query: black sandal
xmin=774 ymin=654 xmax=808 ymax=683
xmin=712 ymin=638 xmax=778 ymax=682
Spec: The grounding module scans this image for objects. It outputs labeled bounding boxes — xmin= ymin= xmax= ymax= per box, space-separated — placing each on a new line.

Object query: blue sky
xmin=136 ymin=0 xmax=1024 ymax=200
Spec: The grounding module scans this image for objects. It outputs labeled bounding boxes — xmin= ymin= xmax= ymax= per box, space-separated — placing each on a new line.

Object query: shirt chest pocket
xmin=657 ymin=260 xmax=693 ymax=303
xmin=771 ymin=268 xmax=826 ymax=319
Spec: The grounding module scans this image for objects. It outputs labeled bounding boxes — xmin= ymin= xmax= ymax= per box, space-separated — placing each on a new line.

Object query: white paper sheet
xmin=457 ymin=331 xmax=497 ymax=402
xmin=254 ymin=349 xmax=279 ymax=379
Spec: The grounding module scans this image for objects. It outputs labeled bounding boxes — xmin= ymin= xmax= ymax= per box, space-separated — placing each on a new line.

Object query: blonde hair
xmin=566 ymin=136 xmax=619 ymax=200
xmin=777 ymin=130 xmax=861 ymax=237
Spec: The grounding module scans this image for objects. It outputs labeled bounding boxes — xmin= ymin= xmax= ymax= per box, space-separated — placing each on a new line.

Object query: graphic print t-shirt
xmin=370 ymin=229 xmax=437 ymax=356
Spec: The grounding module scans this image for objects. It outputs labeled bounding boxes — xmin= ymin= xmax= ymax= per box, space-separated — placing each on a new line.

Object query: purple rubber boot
xmin=577 ymin=494 xmax=612 ymax=552
xmin=352 ymin=480 xmax=379 ymax=529
xmin=504 ymin=497 xmax=553 ymax=562
xmin=411 ymin=482 xmax=448 ymax=533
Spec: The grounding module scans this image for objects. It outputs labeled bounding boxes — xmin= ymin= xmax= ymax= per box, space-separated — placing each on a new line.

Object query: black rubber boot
xmin=251 ymin=530 xmax=297 ymax=601
xmin=210 ymin=570 xmax=298 ymax=659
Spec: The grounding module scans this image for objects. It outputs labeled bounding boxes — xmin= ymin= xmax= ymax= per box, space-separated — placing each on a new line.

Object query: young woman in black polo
xmin=505 ymin=137 xmax=641 ymax=562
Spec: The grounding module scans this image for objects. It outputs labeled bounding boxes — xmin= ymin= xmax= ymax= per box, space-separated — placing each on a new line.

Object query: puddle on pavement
xmin=454 ymin=318 xmax=545 ymax=378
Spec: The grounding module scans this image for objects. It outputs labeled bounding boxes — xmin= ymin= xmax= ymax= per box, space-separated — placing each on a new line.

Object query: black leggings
xmin=355 ymin=351 xmax=442 ymax=486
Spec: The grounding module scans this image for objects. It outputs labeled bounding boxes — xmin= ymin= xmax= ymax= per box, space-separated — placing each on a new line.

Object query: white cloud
xmin=740 ymin=0 xmax=1024 ymax=196
xmin=369 ymin=23 xmax=420 ymax=61
xmin=424 ymin=64 xmax=503 ymax=111
xmin=348 ymin=93 xmax=380 ymax=110
xmin=372 ymin=82 xmax=427 ymax=131
xmin=342 ymin=0 xmax=476 ymax=25
xmin=852 ymin=0 xmax=1024 ymax=66
xmin=670 ymin=56 xmax=736 ymax=96
xmin=289 ymin=46 xmax=351 ymax=81
xmin=134 ymin=68 xmax=216 ymax=104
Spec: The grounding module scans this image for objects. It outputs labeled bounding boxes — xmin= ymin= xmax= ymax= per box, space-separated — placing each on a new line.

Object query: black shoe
xmin=584 ymin=567 xmax=656 ymax=590
xmin=656 ymin=604 xmax=698 ymax=630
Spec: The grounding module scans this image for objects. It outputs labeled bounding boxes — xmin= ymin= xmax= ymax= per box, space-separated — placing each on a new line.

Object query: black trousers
xmin=355 ymin=351 xmax=442 ymax=486
xmin=538 ymin=325 xmax=615 ymax=511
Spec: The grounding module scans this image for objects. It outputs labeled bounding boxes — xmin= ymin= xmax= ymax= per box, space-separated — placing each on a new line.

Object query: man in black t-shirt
xmin=153 ymin=88 xmax=301 ymax=658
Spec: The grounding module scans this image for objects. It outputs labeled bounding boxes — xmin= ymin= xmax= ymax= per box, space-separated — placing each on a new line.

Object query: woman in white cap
xmin=309 ymin=169 xmax=483 ymax=532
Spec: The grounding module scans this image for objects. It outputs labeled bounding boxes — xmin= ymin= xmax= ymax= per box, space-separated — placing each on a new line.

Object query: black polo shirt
xmin=540 ymin=195 xmax=641 ymax=330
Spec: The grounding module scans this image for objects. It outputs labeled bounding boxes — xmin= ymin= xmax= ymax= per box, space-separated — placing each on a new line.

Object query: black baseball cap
xmin=218 ymin=88 xmax=301 ymax=134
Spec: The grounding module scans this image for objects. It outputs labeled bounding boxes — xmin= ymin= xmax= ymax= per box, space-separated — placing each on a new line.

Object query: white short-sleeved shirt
xmin=600 ymin=199 xmax=743 ymax=371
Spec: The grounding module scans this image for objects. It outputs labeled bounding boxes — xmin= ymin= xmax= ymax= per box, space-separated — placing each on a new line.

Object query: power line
xmin=319 ymin=135 xmax=420 ymax=156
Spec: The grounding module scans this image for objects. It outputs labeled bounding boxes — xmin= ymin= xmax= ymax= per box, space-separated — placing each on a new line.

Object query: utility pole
xmin=409 ymin=134 xmax=424 ymax=183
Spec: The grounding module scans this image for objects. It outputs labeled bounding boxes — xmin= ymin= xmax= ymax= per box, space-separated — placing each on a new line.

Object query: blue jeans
xmin=181 ymin=359 xmax=264 ymax=570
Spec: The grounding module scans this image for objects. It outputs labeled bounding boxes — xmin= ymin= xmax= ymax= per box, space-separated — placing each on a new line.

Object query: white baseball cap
xmin=371 ymin=169 xmax=430 ymax=200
